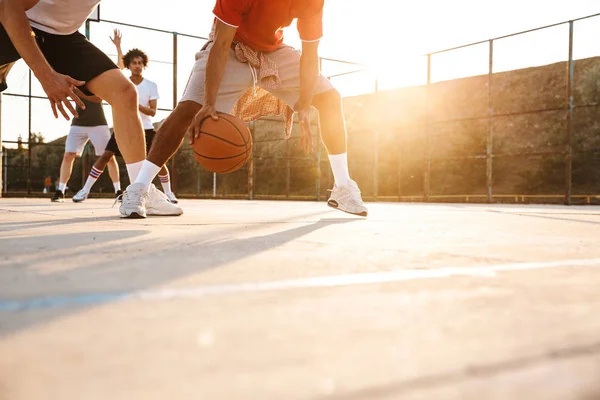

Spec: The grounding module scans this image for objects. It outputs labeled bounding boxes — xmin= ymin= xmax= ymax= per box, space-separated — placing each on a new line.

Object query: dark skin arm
xmin=189 ymin=19 xmax=236 ymax=144
xmin=139 ymin=99 xmax=157 ymax=117
xmin=295 ymin=40 xmax=320 ymax=153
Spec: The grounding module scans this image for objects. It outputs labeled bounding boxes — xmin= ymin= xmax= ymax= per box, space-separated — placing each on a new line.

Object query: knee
xmin=63 ymin=152 xmax=77 ymax=161
xmin=108 ymin=80 xmax=138 ymax=108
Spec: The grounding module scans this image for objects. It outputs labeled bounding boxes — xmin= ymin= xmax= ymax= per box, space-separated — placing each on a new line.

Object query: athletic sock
xmin=113 ymin=182 xmax=121 ymax=193
xmin=159 ymin=172 xmax=172 ymax=194
xmin=83 ymin=166 xmax=103 ymax=191
xmin=134 ymin=160 xmax=162 ymax=191
xmin=126 ymin=160 xmax=144 ymax=183
xmin=58 ymin=182 xmax=66 ymax=193
xmin=328 ymin=152 xmax=351 ymax=188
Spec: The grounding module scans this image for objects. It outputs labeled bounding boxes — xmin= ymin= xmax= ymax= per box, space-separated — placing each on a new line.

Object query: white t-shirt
xmin=27 ymin=0 xmax=101 ymax=35
xmin=135 ymin=79 xmax=160 ymax=130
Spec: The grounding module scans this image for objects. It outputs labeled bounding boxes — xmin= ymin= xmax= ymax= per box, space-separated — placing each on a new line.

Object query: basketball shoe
xmin=119 ymin=183 xmax=182 ymax=218
xmin=72 ymin=188 xmax=89 ymax=202
xmin=51 ymin=190 xmax=64 ymax=202
xmin=165 ymin=192 xmax=179 ymax=204
xmin=327 ymin=179 xmax=368 ymax=217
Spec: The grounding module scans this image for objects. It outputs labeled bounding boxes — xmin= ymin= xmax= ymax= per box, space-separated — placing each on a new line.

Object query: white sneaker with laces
xmin=146 ymin=184 xmax=183 ymax=216
xmin=327 ymin=179 xmax=368 ymax=216
xmin=72 ymin=188 xmax=89 ymax=203
xmin=119 ymin=182 xmax=148 ymax=218
xmin=165 ymin=192 xmax=179 ymax=204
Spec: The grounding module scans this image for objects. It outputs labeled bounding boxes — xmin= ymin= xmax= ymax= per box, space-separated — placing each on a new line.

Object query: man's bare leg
xmin=73 ymin=151 xmax=121 ymax=202
xmin=58 ymin=152 xmax=77 ymax=188
xmin=106 ymin=155 xmax=121 ymax=191
xmin=52 ymin=151 xmax=76 ymax=201
xmin=134 ymin=101 xmax=201 ymax=188
xmin=312 ymin=88 xmax=367 ymax=216
xmin=312 ymin=89 xmax=347 ymax=155
xmin=86 ymin=69 xmax=146 ymax=180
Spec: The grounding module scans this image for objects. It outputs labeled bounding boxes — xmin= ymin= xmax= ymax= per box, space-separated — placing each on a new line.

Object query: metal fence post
xmin=212 ymin=172 xmax=217 ymax=198
xmin=316 ymin=138 xmax=321 ymax=201
xmin=171 ymin=32 xmax=179 ymax=193
xmin=248 ymin=121 xmax=254 ymax=200
xmin=373 ymin=129 xmax=378 ymax=201
xmin=0 ymin=91 xmax=2 ymax=197
xmin=565 ymin=21 xmax=574 ymax=205
xmin=487 ymin=39 xmax=494 ymax=203
xmin=27 ymin=70 xmax=32 ymax=195
xmin=424 ymin=54 xmax=432 ymax=201
xmin=285 ymin=137 xmax=290 ymax=198
xmin=397 ymin=129 xmax=402 ymax=201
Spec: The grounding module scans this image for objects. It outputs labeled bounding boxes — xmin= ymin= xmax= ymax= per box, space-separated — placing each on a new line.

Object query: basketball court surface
xmin=1 ymin=198 xmax=600 ymax=399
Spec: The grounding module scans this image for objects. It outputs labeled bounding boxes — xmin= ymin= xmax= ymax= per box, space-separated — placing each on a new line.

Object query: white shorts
xmin=180 ymin=42 xmax=334 ymax=112
xmin=65 ymin=125 xmax=111 ymax=156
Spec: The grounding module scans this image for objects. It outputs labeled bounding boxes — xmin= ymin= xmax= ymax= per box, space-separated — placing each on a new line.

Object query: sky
xmin=1 ymin=0 xmax=600 ymax=145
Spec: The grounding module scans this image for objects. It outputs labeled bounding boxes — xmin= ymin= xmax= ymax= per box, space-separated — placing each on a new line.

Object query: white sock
xmin=134 ymin=160 xmax=162 ymax=191
xmin=83 ymin=166 xmax=103 ymax=191
xmin=113 ymin=182 xmax=121 ymax=192
xmin=328 ymin=152 xmax=351 ymax=187
xmin=159 ymin=172 xmax=172 ymax=194
xmin=58 ymin=182 xmax=66 ymax=193
xmin=126 ymin=161 xmax=144 ymax=183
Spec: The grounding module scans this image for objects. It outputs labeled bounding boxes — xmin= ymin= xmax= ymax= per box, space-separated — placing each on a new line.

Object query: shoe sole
xmin=146 ymin=212 xmax=183 ymax=216
xmin=327 ymin=200 xmax=368 ymax=217
xmin=120 ymin=212 xmax=146 ymax=219
xmin=72 ymin=198 xmax=86 ymax=203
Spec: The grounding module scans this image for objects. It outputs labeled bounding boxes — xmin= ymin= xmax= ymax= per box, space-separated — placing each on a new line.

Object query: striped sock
xmin=159 ymin=173 xmax=172 ymax=194
xmin=83 ymin=166 xmax=103 ymax=191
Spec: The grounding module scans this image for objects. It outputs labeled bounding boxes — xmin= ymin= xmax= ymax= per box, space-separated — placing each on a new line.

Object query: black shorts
xmin=105 ymin=129 xmax=157 ymax=157
xmin=0 ymin=24 xmax=118 ymax=94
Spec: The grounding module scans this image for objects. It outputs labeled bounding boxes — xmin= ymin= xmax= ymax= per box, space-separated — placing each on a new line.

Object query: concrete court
xmin=1 ymin=198 xmax=600 ymax=400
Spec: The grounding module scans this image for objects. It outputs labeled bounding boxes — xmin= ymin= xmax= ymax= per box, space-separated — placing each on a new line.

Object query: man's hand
xmin=40 ymin=71 xmax=86 ymax=119
xmin=109 ymin=29 xmax=122 ymax=47
xmin=189 ymin=104 xmax=219 ymax=144
xmin=295 ymin=102 xmax=313 ymax=154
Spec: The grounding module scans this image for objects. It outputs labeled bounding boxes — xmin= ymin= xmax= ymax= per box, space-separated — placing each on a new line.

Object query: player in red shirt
xmin=122 ymin=0 xmax=368 ymax=217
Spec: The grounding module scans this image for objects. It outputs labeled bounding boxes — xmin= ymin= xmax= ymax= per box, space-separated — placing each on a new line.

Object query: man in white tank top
xmin=0 ymin=0 xmax=182 ymax=217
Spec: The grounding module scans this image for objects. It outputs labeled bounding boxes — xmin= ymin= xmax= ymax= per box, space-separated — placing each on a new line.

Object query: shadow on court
xmin=0 ymin=217 xmax=360 ymax=337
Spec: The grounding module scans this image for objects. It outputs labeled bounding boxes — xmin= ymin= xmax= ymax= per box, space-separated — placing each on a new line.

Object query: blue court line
xmin=0 ymin=292 xmax=129 ymax=312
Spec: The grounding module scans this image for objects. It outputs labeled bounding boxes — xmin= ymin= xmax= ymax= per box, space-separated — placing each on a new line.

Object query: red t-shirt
xmin=213 ymin=0 xmax=323 ymax=52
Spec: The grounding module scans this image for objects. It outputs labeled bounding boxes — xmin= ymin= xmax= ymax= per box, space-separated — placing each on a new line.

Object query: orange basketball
xmin=192 ymin=112 xmax=253 ymax=174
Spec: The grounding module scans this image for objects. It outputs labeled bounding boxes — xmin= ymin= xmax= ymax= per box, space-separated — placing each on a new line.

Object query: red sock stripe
xmin=89 ymin=167 xmax=103 ymax=178
xmin=159 ymin=175 xmax=169 ymax=183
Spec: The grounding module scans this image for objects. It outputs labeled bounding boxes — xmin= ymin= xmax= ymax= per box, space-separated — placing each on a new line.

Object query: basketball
xmin=192 ymin=112 xmax=253 ymax=174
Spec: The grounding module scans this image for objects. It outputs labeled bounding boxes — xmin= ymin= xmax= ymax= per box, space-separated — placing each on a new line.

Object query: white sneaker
xmin=327 ymin=179 xmax=368 ymax=217
xmin=146 ymin=184 xmax=183 ymax=216
xmin=119 ymin=183 xmax=148 ymax=219
xmin=165 ymin=192 xmax=179 ymax=204
xmin=72 ymin=188 xmax=89 ymax=203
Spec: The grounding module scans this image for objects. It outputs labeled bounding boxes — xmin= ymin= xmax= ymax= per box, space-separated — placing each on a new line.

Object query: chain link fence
xmin=2 ymin=13 xmax=600 ymax=204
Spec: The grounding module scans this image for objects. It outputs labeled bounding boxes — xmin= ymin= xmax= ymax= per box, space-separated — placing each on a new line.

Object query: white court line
xmin=2 ymin=258 xmax=600 ymax=311
xmin=137 ymin=258 xmax=600 ymax=300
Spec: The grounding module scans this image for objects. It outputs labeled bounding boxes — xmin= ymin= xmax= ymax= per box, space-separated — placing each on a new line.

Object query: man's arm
xmin=109 ymin=29 xmax=125 ymax=69
xmin=295 ymin=40 xmax=320 ymax=153
xmin=0 ymin=0 xmax=85 ymax=118
xmin=139 ymin=99 xmax=157 ymax=117
xmin=297 ymin=40 xmax=320 ymax=112
xmin=189 ymin=19 xmax=237 ymax=142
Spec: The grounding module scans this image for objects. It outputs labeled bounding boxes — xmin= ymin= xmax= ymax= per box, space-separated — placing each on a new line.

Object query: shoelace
xmin=112 ymin=193 xmax=123 ymax=208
